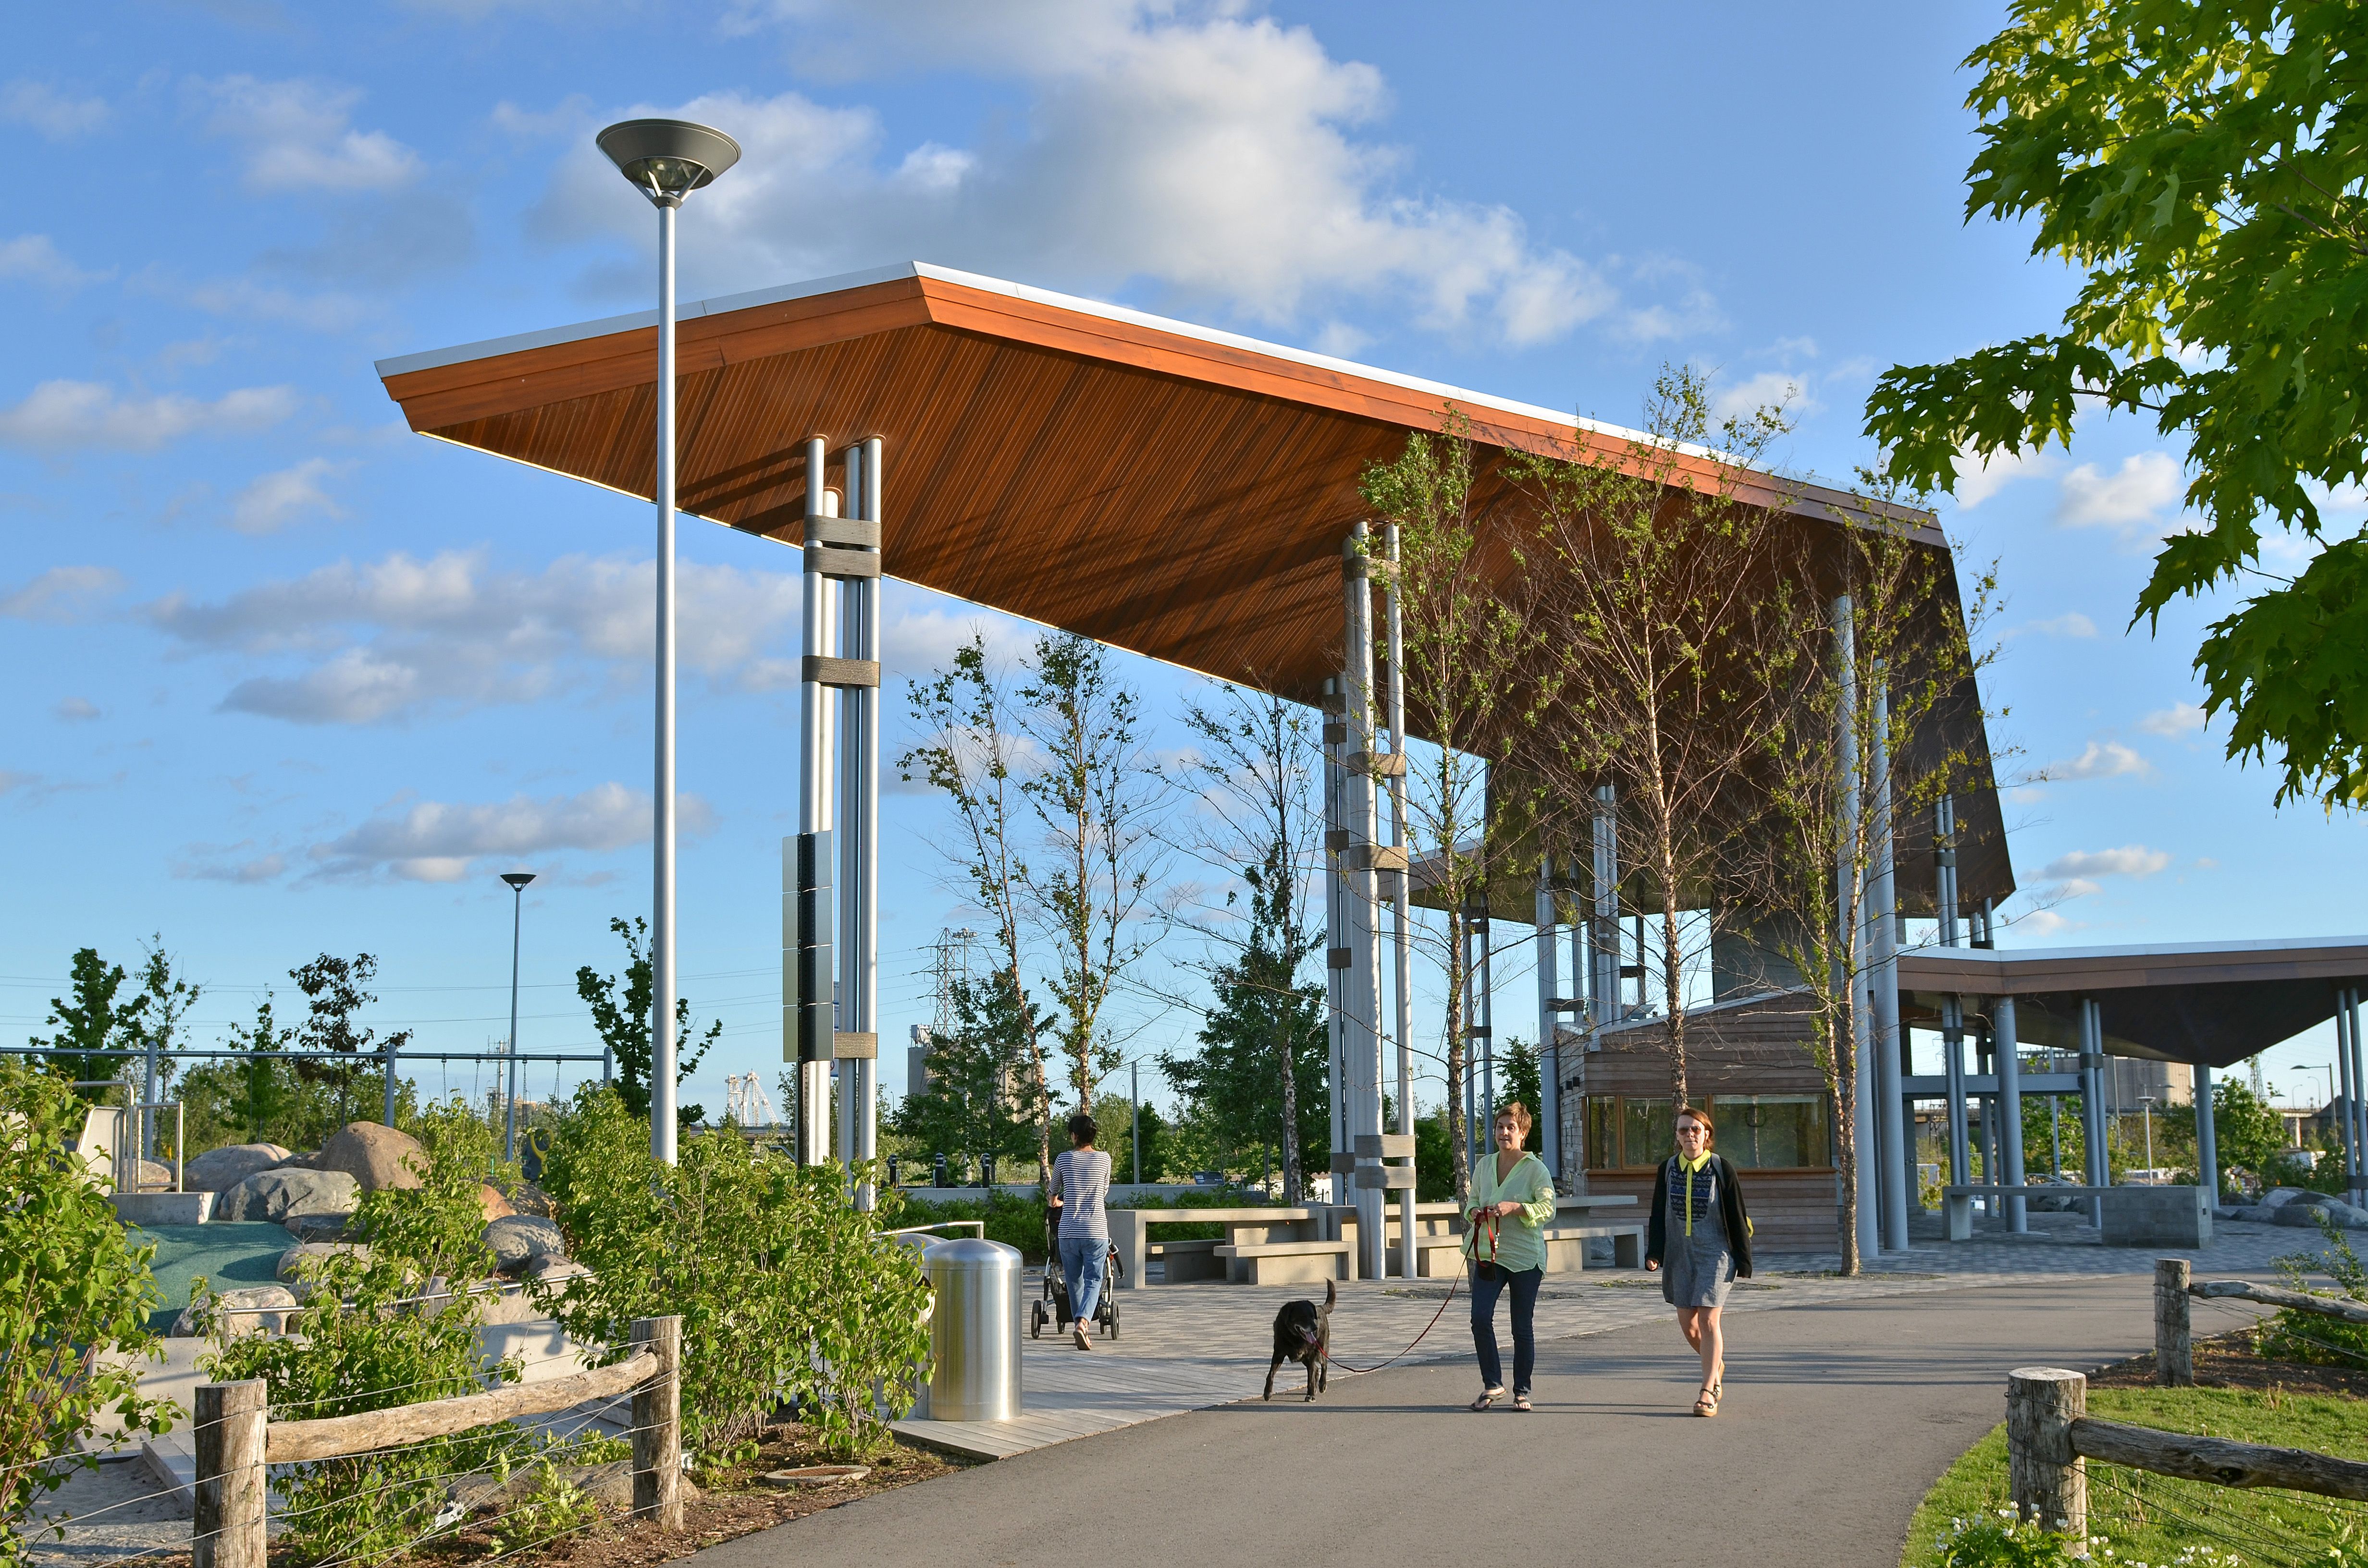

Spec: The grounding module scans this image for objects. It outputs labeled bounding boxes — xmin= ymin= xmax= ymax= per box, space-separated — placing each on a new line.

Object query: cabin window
xmin=1583 ymin=1092 xmax=1833 ymax=1171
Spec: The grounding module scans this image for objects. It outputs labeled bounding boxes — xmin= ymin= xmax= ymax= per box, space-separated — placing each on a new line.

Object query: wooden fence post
xmin=193 ymin=1380 xmax=268 ymax=1568
xmin=2155 ymin=1258 xmax=2193 ymax=1386
xmin=2007 ymin=1368 xmax=2088 ymax=1551
xmin=630 ymin=1315 xmax=683 ymax=1530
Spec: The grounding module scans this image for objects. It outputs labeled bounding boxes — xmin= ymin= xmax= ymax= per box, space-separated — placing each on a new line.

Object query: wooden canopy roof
xmin=1899 ymin=937 xmax=2368 ymax=1067
xmin=376 ymin=261 xmax=2013 ymax=905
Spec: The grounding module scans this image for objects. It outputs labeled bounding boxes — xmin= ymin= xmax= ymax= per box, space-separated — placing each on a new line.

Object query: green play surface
xmin=128 ymin=1222 xmax=293 ymax=1334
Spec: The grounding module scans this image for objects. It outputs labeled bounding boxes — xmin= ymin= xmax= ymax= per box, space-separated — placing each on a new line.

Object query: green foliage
xmin=287 ymin=953 xmax=413 ymax=1132
xmin=891 ymin=972 xmax=1046 ymax=1172
xmin=2265 ymin=1214 xmax=2368 ymax=1370
xmin=1494 ymin=1040 xmax=1542 ymax=1151
xmin=573 ymin=917 xmax=715 ymax=1127
xmin=28 ymin=948 xmax=148 ymax=1095
xmin=202 ymin=1095 xmax=519 ymax=1568
xmin=482 ymin=1454 xmax=602 ymax=1556
xmin=1104 ymin=1095 xmax=1170 ymax=1184
xmin=899 ymin=1190 xmax=1049 ymax=1262
xmin=1413 ymin=1105 xmax=1456 ymax=1201
xmin=0 ymin=1060 xmax=175 ymax=1565
xmin=2161 ymin=1078 xmax=2289 ymax=1195
xmin=537 ymin=1086 xmax=929 ymax=1459
xmin=1867 ymin=0 xmax=2368 ymax=808
xmin=1929 ymin=1520 xmax=2090 ymax=1568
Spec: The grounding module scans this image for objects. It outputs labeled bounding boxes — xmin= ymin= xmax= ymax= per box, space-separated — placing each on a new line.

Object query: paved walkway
xmin=715 ymin=1273 xmax=2278 ymax=1568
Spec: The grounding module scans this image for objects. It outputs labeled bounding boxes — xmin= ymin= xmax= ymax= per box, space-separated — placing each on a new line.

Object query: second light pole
xmin=502 ymin=871 xmax=536 ymax=1162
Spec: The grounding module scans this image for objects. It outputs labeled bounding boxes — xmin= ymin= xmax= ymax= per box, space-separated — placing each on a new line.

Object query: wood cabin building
xmin=1558 ymin=992 xmax=1840 ymax=1254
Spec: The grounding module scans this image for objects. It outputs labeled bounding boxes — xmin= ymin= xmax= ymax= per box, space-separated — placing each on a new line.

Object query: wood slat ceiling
xmin=380 ymin=268 xmax=2013 ymax=904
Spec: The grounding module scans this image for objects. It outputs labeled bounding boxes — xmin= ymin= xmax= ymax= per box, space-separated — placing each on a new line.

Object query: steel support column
xmin=2080 ymin=997 xmax=2107 ymax=1226
xmin=1868 ymin=669 xmax=1904 ymax=1252
xmin=1384 ymin=524 xmax=1416 ymax=1279
xmin=1342 ymin=525 xmax=1386 ymax=1280
xmin=1996 ymin=990 xmax=2027 ymax=1231
xmin=2347 ymin=988 xmax=2368 ymax=1205
xmin=2340 ymin=992 xmax=2359 ymax=1199
xmin=1322 ymin=675 xmax=1350 ymax=1203
xmin=1535 ymin=856 xmax=1563 ymax=1184
xmin=832 ymin=437 xmax=882 ymax=1207
xmin=789 ymin=440 xmax=839 ymax=1167
xmin=2193 ymin=1059 xmax=2219 ymax=1205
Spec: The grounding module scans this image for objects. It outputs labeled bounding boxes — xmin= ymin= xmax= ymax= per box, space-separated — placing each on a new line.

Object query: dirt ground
xmin=2088 ymin=1324 xmax=2368 ymax=1398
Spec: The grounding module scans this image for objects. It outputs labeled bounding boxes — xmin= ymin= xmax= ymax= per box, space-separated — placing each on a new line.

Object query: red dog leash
xmin=1327 ymin=1210 xmax=1498 ymax=1375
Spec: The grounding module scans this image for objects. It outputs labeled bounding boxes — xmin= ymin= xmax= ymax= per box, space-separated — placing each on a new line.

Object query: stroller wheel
xmin=1030 ymin=1302 xmax=1044 ymax=1338
xmin=1103 ymin=1301 xmax=1120 ymax=1340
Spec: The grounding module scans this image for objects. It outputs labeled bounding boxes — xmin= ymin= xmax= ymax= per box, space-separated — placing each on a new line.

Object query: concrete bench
xmin=1544 ymin=1221 xmax=1645 ymax=1272
xmin=1147 ymin=1237 xmax=1226 ymax=1284
xmin=1944 ymin=1184 xmax=2209 ymax=1248
xmin=1215 ymin=1238 xmax=1351 ymax=1285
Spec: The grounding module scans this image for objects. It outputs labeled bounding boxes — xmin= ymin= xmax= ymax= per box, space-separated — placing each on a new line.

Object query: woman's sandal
xmin=1692 ymin=1384 xmax=1719 ymax=1418
xmin=1511 ymin=1393 xmax=1533 ymax=1413
xmin=1469 ymin=1387 xmax=1505 ymax=1411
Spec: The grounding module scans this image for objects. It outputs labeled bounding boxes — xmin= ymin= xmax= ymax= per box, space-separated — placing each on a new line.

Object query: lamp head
xmin=502 ymin=872 xmax=537 ymax=891
xmin=597 ymin=119 xmax=740 ymax=208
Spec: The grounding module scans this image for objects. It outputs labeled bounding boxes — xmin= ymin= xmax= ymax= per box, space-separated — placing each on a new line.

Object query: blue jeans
xmin=1058 ymin=1234 xmax=1108 ymax=1325
xmin=1470 ymin=1264 xmax=1543 ymax=1394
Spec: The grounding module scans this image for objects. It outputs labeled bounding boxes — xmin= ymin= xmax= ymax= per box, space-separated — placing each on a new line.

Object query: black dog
xmin=1262 ymin=1278 xmax=1335 ymax=1402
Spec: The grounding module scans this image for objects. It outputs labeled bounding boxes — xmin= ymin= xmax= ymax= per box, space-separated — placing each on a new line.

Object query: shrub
xmin=536 ymin=1086 xmax=929 ymax=1459
xmin=1930 ymin=1519 xmax=2098 ymax=1567
xmin=2263 ymin=1213 xmax=2368 ymax=1368
xmin=201 ymin=1095 xmax=528 ymax=1567
xmin=0 ymin=1061 xmax=176 ymax=1566
xmin=900 ymin=1190 xmax=1049 ymax=1260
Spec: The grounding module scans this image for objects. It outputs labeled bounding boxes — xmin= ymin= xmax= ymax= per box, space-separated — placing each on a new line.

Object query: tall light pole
xmin=502 ymin=871 xmax=536 ymax=1162
xmin=596 ymin=118 xmax=740 ymax=1165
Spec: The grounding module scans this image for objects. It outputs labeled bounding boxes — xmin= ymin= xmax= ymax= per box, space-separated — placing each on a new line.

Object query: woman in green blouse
xmin=1466 ymin=1102 xmax=1558 ymax=1411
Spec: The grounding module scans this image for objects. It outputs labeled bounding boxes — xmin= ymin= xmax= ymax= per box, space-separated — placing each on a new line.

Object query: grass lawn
xmin=1903 ymin=1376 xmax=2368 ymax=1567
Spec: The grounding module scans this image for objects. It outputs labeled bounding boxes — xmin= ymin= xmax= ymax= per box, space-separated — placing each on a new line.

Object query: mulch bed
xmin=2089 ymin=1325 xmax=2368 ymax=1399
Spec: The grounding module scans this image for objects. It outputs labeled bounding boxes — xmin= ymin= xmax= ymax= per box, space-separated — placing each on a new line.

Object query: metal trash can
xmin=920 ymin=1237 xmax=1023 ymax=1422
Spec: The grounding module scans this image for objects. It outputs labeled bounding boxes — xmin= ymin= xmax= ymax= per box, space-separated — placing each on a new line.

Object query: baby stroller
xmin=1031 ymin=1205 xmax=1123 ymax=1340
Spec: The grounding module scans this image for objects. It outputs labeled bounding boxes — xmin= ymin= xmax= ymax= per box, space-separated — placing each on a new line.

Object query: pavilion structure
xmin=370 ymin=261 xmax=2368 ymax=1262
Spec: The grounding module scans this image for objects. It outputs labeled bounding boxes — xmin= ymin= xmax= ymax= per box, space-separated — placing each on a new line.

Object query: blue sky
xmin=5 ymin=0 xmax=2357 ymax=1123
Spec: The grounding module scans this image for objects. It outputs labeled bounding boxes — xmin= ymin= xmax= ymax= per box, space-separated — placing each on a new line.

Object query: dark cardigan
xmin=1644 ymin=1153 xmax=1754 ymax=1278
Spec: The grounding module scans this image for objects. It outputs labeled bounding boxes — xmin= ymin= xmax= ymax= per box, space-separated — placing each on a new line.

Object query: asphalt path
xmin=700 ymin=1274 xmax=2209 ymax=1568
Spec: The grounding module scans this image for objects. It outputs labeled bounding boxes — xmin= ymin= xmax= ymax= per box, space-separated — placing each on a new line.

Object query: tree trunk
xmin=1660 ymin=888 xmax=1687 ymax=1107
xmin=1445 ymin=909 xmax=1470 ymax=1203
xmin=1833 ymin=1005 xmax=1861 ymax=1277
xmin=1275 ymin=1004 xmax=1302 ymax=1205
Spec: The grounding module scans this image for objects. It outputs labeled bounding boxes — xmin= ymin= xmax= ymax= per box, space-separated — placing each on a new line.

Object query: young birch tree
xmin=1512 ymin=369 xmax=1799 ymax=1108
xmin=1018 ymin=632 xmax=1169 ymax=1115
xmin=900 ymin=634 xmax=1053 ymax=1180
xmin=1361 ymin=412 xmax=1545 ymax=1201
xmin=1747 ymin=485 xmax=2000 ymax=1274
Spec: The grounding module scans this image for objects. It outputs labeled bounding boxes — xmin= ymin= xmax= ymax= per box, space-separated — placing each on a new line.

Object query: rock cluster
xmin=2219 ymin=1187 xmax=2368 ymax=1227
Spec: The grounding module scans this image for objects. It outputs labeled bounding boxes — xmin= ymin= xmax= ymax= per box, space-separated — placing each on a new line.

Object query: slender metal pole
xmin=383 ymin=1037 xmax=397 ymax=1127
xmin=1387 ymin=522 xmax=1415 ymax=1277
xmin=2349 ymin=987 xmax=2368 ymax=1205
xmin=2193 ymin=1062 xmax=2218 ymax=1202
xmin=795 ymin=440 xmax=836 ymax=1166
xmin=651 ymin=196 xmax=679 ymax=1165
xmin=1343 ymin=523 xmax=1383 ymax=1281
xmin=1869 ymin=671 xmax=1903 ymax=1252
xmin=506 ymin=883 xmax=524 ymax=1162
xmin=1131 ymin=1060 xmax=1141 ymax=1186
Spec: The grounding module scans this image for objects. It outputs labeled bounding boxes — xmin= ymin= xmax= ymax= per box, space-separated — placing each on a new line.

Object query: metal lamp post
xmin=596 ymin=117 xmax=740 ymax=1165
xmin=501 ymin=871 xmax=536 ymax=1161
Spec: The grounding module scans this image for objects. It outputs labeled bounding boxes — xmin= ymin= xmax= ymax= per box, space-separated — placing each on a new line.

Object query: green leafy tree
xmin=1866 ymin=0 xmax=2368 ymax=807
xmin=1159 ymin=940 xmax=1330 ymax=1194
xmin=1105 ymin=1095 xmax=1171 ymax=1184
xmin=127 ymin=936 xmax=201 ymax=1115
xmin=1412 ymin=1104 xmax=1457 ymax=1202
xmin=222 ymin=991 xmax=295 ymax=1143
xmin=2162 ymin=1077 xmax=2289 ymax=1194
xmin=0 ymin=1059 xmax=176 ymax=1564
xmin=28 ymin=948 xmax=148 ymax=1095
xmin=1494 ymin=1038 xmax=1542 ymax=1152
xmin=890 ymin=972 xmax=1044 ymax=1174
xmin=289 ymin=953 xmax=411 ymax=1130
xmin=574 ymin=916 xmax=716 ymax=1127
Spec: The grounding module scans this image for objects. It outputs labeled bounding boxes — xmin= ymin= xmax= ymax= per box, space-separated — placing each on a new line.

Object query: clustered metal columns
xmin=786 ymin=436 xmax=884 ymax=1199
xmin=1529 ymin=786 xmax=1623 ymax=1190
xmin=2336 ymin=989 xmax=2368 ymax=1207
xmin=1327 ymin=524 xmax=1417 ymax=1279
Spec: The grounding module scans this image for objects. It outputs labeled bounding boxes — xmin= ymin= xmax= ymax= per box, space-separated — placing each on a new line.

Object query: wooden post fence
xmin=191 ymin=1314 xmax=681 ymax=1568
xmin=2154 ymin=1258 xmax=2191 ymax=1387
xmin=2007 ymin=1366 xmax=2368 ymax=1550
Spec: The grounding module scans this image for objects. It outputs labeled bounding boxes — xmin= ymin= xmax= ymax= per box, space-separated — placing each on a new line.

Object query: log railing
xmin=2152 ymin=1257 xmax=2368 ymax=1387
xmin=2007 ymin=1366 xmax=2368 ymax=1546
xmin=194 ymin=1315 xmax=680 ymax=1568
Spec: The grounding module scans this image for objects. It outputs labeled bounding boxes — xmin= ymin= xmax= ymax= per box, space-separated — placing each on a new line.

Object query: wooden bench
xmin=1146 ymin=1237 xmax=1225 ymax=1284
xmin=1214 ymin=1238 xmax=1351 ymax=1285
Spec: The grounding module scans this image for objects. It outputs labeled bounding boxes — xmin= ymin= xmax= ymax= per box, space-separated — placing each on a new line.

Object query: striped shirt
xmin=1051 ymin=1149 xmax=1112 ymax=1239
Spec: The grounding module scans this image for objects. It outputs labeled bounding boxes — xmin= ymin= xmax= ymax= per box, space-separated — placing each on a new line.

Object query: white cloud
xmin=2055 ymin=877 xmax=2102 ymax=898
xmin=171 ymin=844 xmax=289 ymax=883
xmin=2058 ymin=451 xmax=2186 ymax=534
xmin=530 ymin=7 xmax=1643 ymax=350
xmin=0 ymin=80 xmax=110 ymax=140
xmin=2018 ymin=612 xmax=2097 ymax=639
xmin=0 ymin=565 xmax=124 ymax=620
xmin=0 ymin=234 xmax=112 ymax=291
xmin=308 ymin=782 xmax=713 ymax=882
xmin=1953 ymin=444 xmax=2058 ymax=509
xmin=0 ymin=380 xmax=299 ymax=451
xmin=145 ymin=548 xmax=806 ymax=724
xmin=163 ymin=273 xmax=378 ymax=333
xmin=2017 ymin=909 xmax=2079 ymax=938
xmin=2038 ymin=845 xmax=2172 ymax=880
xmin=196 ymin=75 xmax=422 ymax=193
xmin=2138 ymin=701 xmax=2206 ymax=738
xmin=54 ymin=697 xmax=99 ymax=722
xmin=2044 ymin=739 xmax=2153 ymax=781
xmin=229 ymin=457 xmax=348 ymax=534
xmin=1712 ymin=370 xmax=1814 ymax=425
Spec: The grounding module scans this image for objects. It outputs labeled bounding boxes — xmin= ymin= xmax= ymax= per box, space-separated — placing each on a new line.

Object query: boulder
xmin=172 ymin=1284 xmax=299 ymax=1338
xmin=477 ymin=1184 xmax=515 ymax=1222
xmin=2261 ymin=1187 xmax=2312 ymax=1209
xmin=482 ymin=1214 xmax=565 ymax=1275
xmin=277 ymin=1241 xmax=370 ymax=1286
xmin=221 ymin=1167 xmax=360 ymax=1224
xmin=185 ymin=1143 xmax=293 ymax=1194
xmin=320 ymin=1121 xmax=428 ymax=1192
xmin=122 ymin=1157 xmax=175 ymax=1190
xmin=2322 ymin=1199 xmax=2368 ymax=1228
xmin=2272 ymin=1198 xmax=2335 ymax=1226
xmin=2222 ymin=1205 xmax=2279 ymax=1224
xmin=285 ymin=1212 xmax=352 ymax=1243
xmin=506 ymin=1182 xmax=556 ymax=1219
